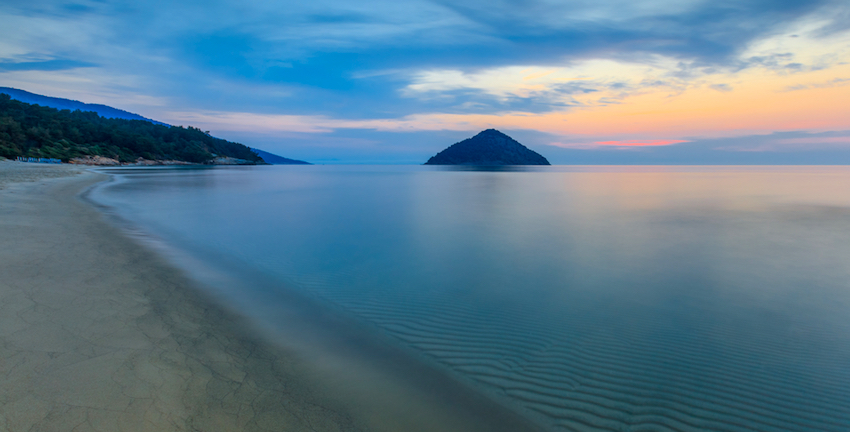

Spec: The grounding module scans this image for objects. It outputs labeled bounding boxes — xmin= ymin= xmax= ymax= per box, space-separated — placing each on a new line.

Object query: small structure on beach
xmin=17 ymin=156 xmax=62 ymax=164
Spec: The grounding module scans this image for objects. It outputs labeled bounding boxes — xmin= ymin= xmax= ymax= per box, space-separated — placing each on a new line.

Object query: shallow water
xmin=90 ymin=165 xmax=850 ymax=431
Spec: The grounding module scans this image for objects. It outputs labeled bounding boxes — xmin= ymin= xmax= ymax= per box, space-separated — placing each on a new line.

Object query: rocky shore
xmin=68 ymin=156 xmax=257 ymax=166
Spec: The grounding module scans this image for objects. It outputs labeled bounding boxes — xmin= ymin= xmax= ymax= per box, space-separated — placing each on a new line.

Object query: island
xmin=425 ymin=129 xmax=550 ymax=165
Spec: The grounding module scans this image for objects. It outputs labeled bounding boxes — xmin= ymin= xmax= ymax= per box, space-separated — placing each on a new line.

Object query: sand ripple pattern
xmin=301 ymin=283 xmax=850 ymax=432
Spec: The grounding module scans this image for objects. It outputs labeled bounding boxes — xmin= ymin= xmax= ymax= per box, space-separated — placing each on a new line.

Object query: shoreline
xmin=0 ymin=165 xmax=358 ymax=431
xmin=1 ymin=163 xmax=541 ymax=432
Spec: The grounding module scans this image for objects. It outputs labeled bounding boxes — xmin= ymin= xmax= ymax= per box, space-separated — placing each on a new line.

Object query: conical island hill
xmin=425 ymin=129 xmax=550 ymax=165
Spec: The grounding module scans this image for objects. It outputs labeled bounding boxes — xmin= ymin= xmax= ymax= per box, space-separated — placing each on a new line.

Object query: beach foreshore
xmin=0 ymin=162 xmax=542 ymax=432
xmin=0 ymin=163 xmax=357 ymax=431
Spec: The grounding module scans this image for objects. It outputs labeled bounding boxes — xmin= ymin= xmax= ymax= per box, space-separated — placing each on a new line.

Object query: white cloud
xmin=740 ymin=11 xmax=850 ymax=72
xmin=401 ymin=57 xmax=683 ymax=107
xmin=0 ymin=13 xmax=104 ymax=61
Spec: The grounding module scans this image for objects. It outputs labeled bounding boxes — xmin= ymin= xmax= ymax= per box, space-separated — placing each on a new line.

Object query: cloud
xmin=0 ymin=59 xmax=96 ymax=71
xmin=713 ymin=132 xmax=850 ymax=152
xmin=429 ymin=0 xmax=834 ymax=66
xmin=399 ymin=60 xmax=687 ymax=114
xmin=536 ymin=130 xmax=850 ymax=164
xmin=2 ymin=0 xmax=850 ymax=164
xmin=596 ymin=140 xmax=689 ymax=147
xmin=737 ymin=10 xmax=850 ymax=73
xmin=709 ymin=83 xmax=733 ymax=92
xmin=0 ymin=68 xmax=170 ymax=114
xmin=783 ymin=77 xmax=849 ymax=92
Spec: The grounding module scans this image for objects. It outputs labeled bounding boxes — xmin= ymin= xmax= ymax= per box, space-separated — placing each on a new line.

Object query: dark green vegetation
xmin=425 ymin=129 xmax=550 ymax=165
xmin=0 ymin=93 xmax=263 ymax=163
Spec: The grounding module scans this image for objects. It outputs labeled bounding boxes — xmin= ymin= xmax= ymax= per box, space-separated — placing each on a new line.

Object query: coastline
xmin=0 ymin=162 xmax=542 ymax=432
xmin=0 ymin=164 xmax=357 ymax=431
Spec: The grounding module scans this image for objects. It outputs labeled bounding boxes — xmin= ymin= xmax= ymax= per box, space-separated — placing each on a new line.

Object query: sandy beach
xmin=0 ymin=161 xmax=543 ymax=432
xmin=0 ymin=162 xmax=358 ymax=432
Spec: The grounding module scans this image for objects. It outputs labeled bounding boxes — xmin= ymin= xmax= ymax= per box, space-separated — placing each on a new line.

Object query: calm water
xmin=90 ymin=165 xmax=850 ymax=431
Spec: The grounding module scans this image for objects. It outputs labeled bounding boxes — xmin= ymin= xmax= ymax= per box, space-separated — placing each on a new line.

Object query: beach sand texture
xmin=0 ymin=162 xmax=358 ymax=432
xmin=0 ymin=160 xmax=85 ymax=189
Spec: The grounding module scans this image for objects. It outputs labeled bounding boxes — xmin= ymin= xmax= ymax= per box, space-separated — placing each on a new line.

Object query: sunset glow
xmin=1 ymin=0 xmax=848 ymax=163
xmin=596 ymin=140 xmax=690 ymax=147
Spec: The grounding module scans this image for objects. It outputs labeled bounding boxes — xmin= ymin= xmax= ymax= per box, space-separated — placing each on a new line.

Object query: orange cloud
xmin=595 ymin=140 xmax=689 ymax=147
xmin=160 ymin=59 xmax=850 ymax=145
xmin=393 ymin=62 xmax=850 ymax=140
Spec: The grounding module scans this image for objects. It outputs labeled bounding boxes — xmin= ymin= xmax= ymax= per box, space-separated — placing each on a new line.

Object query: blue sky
xmin=1 ymin=0 xmax=849 ymax=163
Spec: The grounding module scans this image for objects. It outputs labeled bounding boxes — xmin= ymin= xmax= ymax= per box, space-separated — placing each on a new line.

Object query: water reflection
xmin=429 ymin=165 xmax=539 ymax=172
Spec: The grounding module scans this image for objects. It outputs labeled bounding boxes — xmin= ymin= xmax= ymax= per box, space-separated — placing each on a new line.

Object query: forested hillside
xmin=0 ymin=94 xmax=263 ymax=163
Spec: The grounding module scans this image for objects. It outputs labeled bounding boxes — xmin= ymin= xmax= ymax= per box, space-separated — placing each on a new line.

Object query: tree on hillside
xmin=0 ymin=94 xmax=263 ymax=163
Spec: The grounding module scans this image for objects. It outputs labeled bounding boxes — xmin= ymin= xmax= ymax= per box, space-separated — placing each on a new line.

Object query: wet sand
xmin=0 ymin=161 xmax=541 ymax=432
xmin=0 ymin=163 xmax=357 ymax=431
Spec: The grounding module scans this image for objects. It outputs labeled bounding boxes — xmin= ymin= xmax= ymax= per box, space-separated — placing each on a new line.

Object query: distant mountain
xmin=0 ymin=87 xmax=168 ymax=126
xmin=250 ymin=148 xmax=310 ymax=165
xmin=425 ymin=129 xmax=550 ymax=165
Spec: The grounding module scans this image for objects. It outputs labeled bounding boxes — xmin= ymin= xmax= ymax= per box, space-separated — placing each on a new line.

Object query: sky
xmin=1 ymin=0 xmax=849 ymax=164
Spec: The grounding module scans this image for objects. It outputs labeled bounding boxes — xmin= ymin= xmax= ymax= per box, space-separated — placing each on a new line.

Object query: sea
xmin=88 ymin=165 xmax=850 ymax=432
